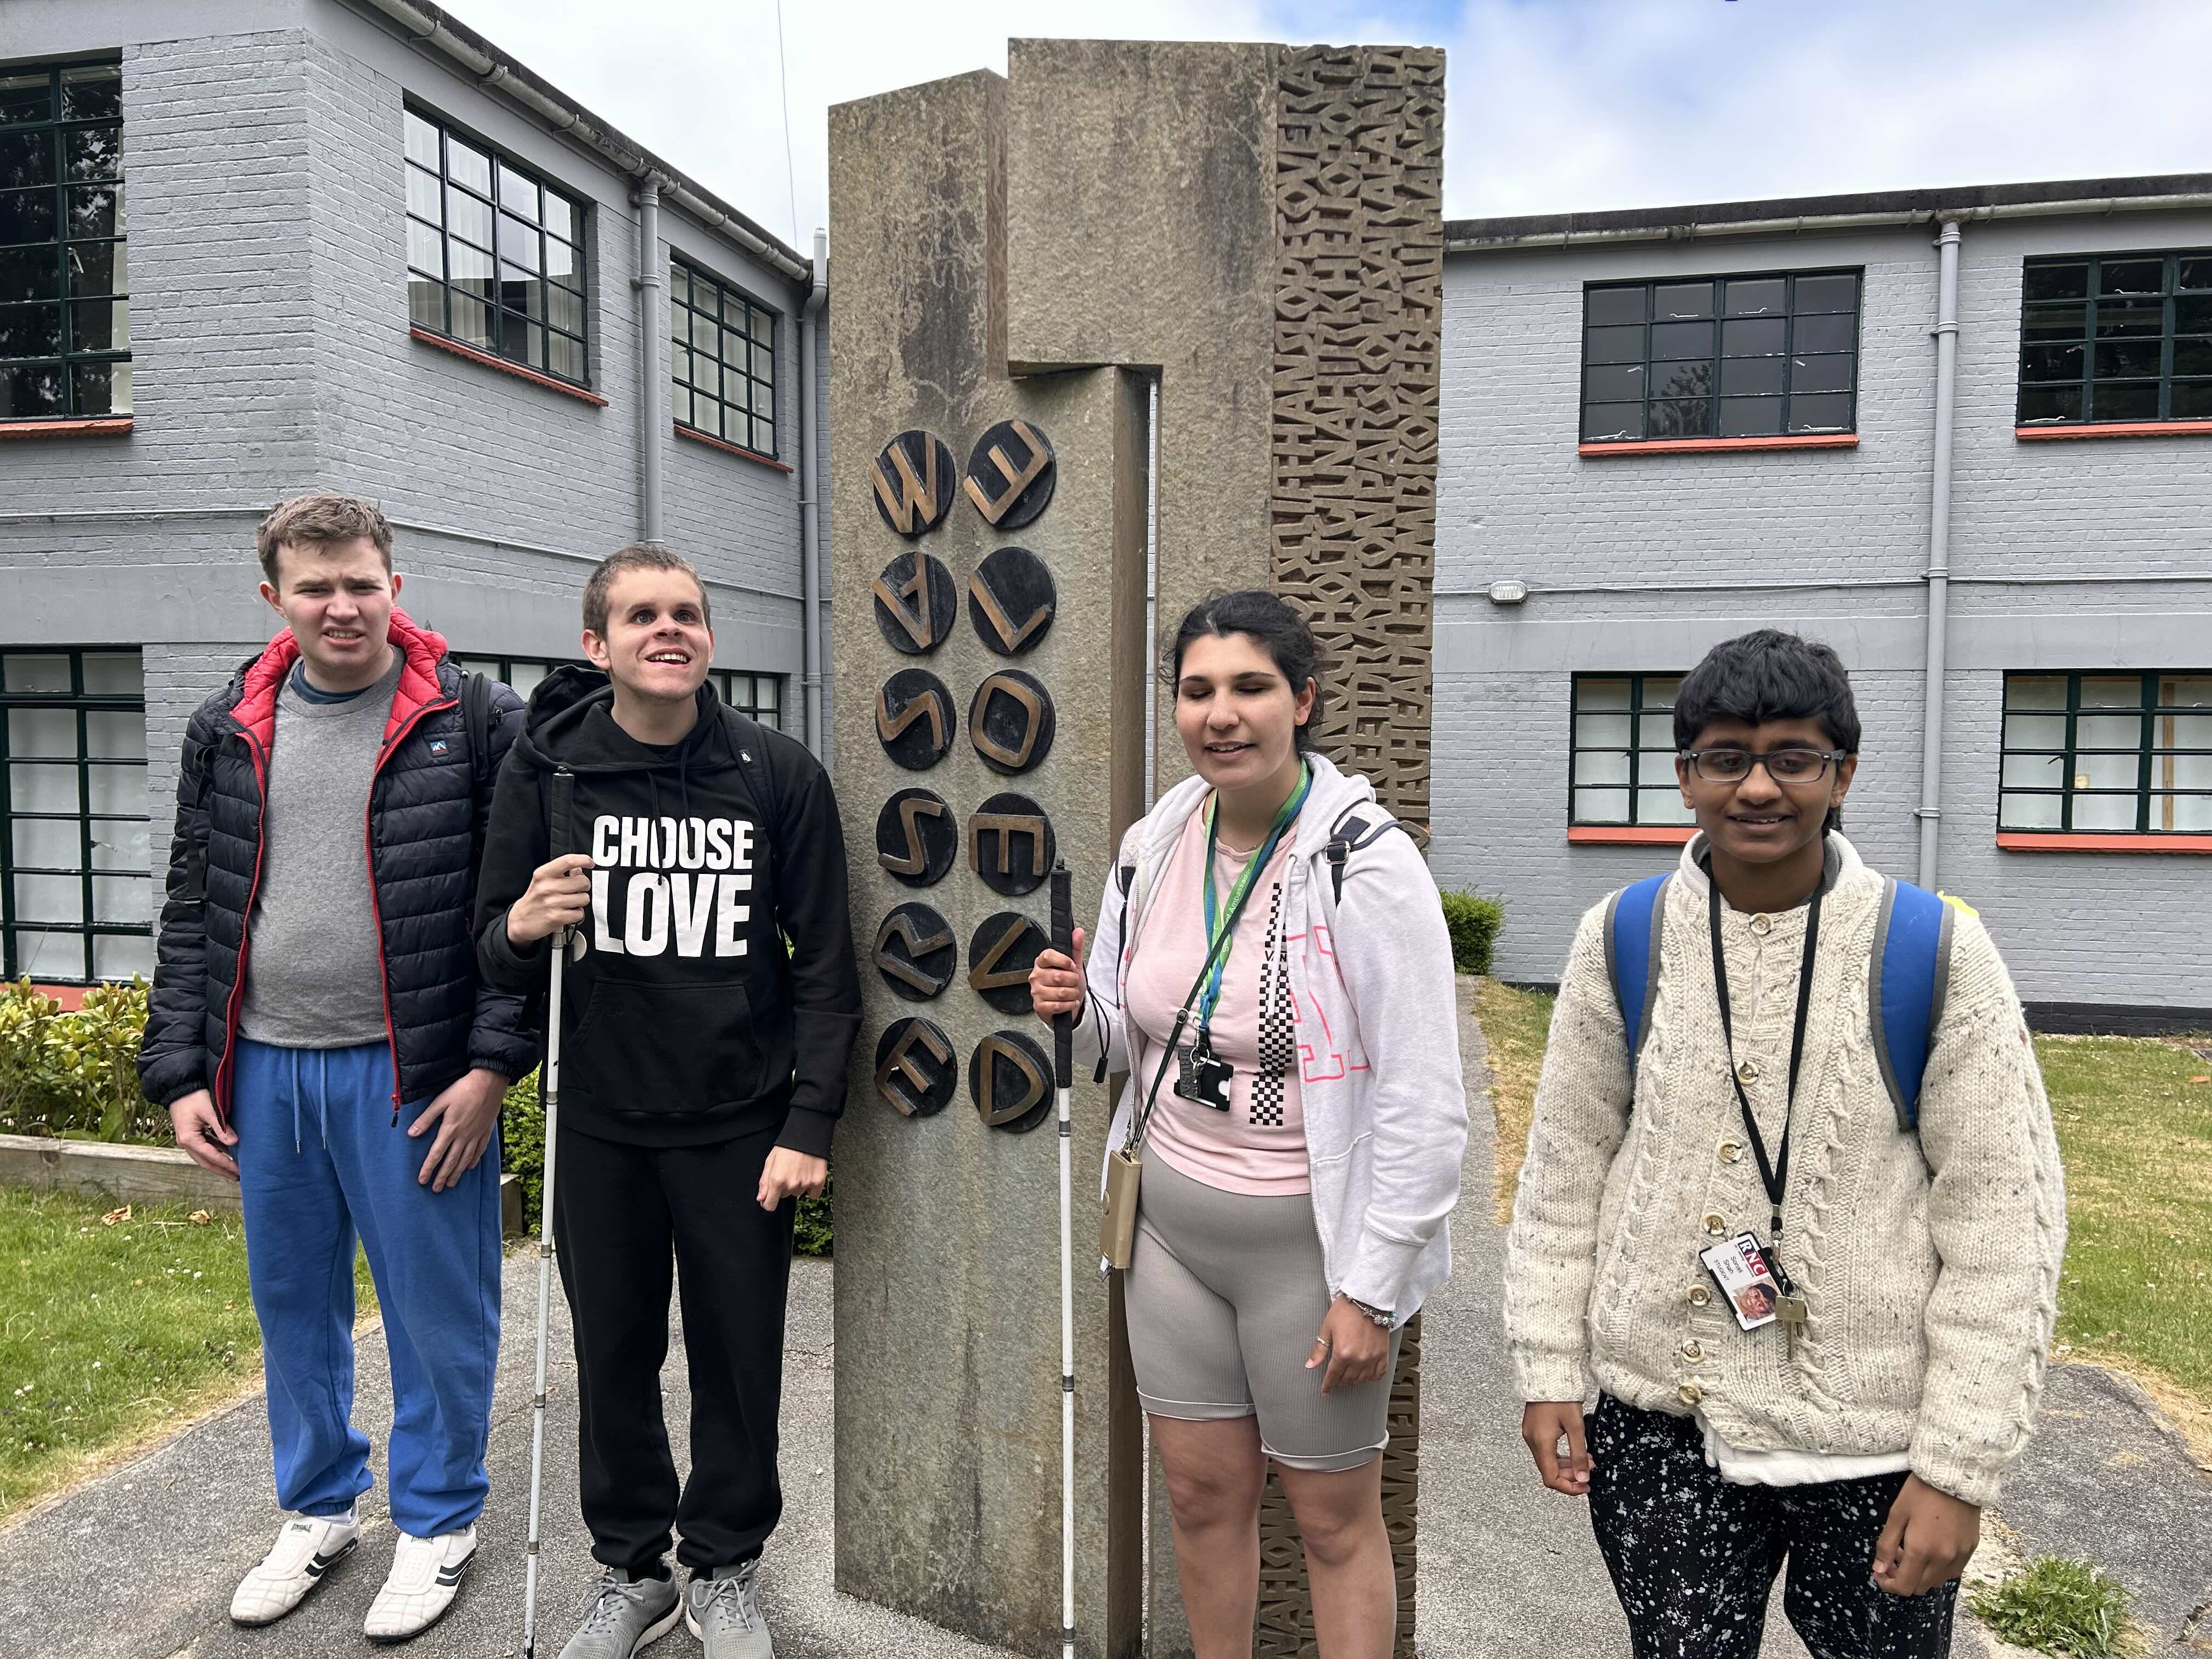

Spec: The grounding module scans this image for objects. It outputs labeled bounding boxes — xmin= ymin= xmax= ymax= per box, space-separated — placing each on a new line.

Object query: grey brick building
xmin=1431 ymin=177 xmax=2212 ymax=1028
xmin=0 ymin=0 xmax=829 ymax=988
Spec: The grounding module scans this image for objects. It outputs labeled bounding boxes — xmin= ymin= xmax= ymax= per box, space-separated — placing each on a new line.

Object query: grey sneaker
xmin=557 ymin=1567 xmax=681 ymax=1658
xmin=685 ymin=1559 xmax=772 ymax=1658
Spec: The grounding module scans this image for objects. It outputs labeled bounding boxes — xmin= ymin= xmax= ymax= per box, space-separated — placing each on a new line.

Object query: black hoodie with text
xmin=473 ymin=665 xmax=861 ymax=1154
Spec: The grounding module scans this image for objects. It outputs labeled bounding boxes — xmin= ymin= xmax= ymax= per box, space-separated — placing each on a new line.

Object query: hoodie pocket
xmin=565 ymin=978 xmax=768 ymax=1116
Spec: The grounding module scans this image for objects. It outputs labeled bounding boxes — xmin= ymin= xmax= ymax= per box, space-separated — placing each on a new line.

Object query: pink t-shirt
xmin=1124 ymin=804 xmax=1309 ymax=1195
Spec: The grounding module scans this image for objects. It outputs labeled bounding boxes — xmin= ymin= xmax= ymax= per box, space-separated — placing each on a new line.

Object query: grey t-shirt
xmin=236 ymin=652 xmax=404 ymax=1048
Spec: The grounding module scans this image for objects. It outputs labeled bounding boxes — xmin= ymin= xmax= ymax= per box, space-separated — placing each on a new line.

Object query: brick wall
xmin=1434 ymin=214 xmax=2212 ymax=1013
xmin=2 ymin=5 xmax=823 ymax=962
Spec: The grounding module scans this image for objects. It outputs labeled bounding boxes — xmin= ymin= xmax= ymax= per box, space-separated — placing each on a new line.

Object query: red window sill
xmin=0 ymin=417 xmax=132 ymax=438
xmin=674 ymin=422 xmax=793 ymax=473
xmin=1568 ymin=825 xmax=1697 ymax=845
xmin=1997 ymin=832 xmax=2212 ymax=854
xmin=409 ymin=326 xmax=608 ymax=407
xmin=1579 ymin=433 xmax=1857 ymax=458
xmin=2015 ymin=421 xmax=2212 ymax=442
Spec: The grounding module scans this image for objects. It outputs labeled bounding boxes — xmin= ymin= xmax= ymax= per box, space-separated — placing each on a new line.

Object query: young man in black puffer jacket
xmin=139 ymin=494 xmax=532 ymax=1644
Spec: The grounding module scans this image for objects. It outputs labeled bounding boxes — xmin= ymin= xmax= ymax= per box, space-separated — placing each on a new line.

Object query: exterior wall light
xmin=1487 ymin=579 xmax=1529 ymax=606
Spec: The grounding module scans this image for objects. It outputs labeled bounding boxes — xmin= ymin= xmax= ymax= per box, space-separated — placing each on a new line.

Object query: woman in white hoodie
xmin=1030 ymin=591 xmax=1467 ymax=1659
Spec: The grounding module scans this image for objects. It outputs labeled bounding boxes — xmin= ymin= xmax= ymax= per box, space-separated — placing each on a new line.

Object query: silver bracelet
xmin=1345 ymin=1296 xmax=1392 ymax=1328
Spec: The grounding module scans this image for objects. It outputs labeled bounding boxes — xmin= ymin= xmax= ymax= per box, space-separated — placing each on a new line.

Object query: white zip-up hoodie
xmin=1070 ymin=753 xmax=1469 ymax=1324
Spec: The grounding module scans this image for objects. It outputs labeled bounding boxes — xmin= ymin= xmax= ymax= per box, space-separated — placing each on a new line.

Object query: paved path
xmin=2 ymin=980 xmax=2203 ymax=1656
xmin=0 ymin=1257 xmax=1015 ymax=1659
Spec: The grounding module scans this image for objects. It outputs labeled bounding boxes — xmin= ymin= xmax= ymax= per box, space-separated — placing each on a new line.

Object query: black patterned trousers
xmin=1587 ymin=1393 xmax=1959 ymax=1659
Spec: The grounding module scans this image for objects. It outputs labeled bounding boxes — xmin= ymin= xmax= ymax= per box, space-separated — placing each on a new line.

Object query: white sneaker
xmin=229 ymin=1509 xmax=362 ymax=1626
xmin=363 ymin=1523 xmax=477 ymax=1644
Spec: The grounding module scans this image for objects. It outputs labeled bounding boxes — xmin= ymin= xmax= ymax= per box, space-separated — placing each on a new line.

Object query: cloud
xmin=427 ymin=0 xmax=2212 ymax=245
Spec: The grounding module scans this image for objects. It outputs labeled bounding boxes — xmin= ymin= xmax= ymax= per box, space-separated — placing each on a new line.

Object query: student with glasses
xmin=1503 ymin=629 xmax=2066 ymax=1659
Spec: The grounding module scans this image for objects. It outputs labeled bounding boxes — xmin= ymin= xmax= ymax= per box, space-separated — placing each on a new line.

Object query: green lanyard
xmin=1198 ymin=761 xmax=1312 ymax=1030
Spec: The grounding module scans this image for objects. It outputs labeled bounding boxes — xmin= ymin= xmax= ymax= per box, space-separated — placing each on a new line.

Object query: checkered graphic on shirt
xmin=1252 ymin=882 xmax=1294 ymax=1126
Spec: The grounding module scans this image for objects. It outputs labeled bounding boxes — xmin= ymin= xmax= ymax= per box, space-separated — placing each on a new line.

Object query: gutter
xmin=634 ymin=174 xmax=666 ymax=545
xmin=347 ymin=0 xmax=811 ymax=283
xmin=1444 ymin=191 xmax=2212 ymax=253
xmin=799 ymin=228 xmax=828 ymax=758
xmin=1917 ymin=222 xmax=1962 ymax=890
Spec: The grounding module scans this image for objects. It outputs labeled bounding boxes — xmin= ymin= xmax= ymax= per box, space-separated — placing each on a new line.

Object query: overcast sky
xmin=434 ymin=0 xmax=2212 ymax=251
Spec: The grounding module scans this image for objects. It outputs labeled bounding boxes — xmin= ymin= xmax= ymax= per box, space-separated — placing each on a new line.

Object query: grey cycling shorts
xmin=1125 ymin=1151 xmax=1400 ymax=1472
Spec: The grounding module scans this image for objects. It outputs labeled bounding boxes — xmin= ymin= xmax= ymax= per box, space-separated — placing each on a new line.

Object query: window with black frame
xmin=1 ymin=651 xmax=153 ymax=983
xmin=0 ymin=60 xmax=128 ymax=420
xmin=1570 ymin=675 xmax=1695 ymax=827
xmin=1581 ymin=270 xmax=1860 ymax=443
xmin=2016 ymin=253 xmax=2212 ymax=427
xmin=672 ymin=259 xmax=777 ymax=457
xmin=404 ymin=108 xmax=588 ymax=385
xmin=451 ymin=654 xmax=784 ymax=731
xmin=1999 ymin=673 xmax=2211 ymax=834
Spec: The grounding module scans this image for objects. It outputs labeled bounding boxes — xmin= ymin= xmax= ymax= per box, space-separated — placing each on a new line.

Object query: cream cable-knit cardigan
xmin=1503 ymin=834 xmax=2067 ymax=1508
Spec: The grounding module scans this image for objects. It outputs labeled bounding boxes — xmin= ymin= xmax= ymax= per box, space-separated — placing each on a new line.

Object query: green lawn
xmin=0 ymin=1189 xmax=375 ymax=1521
xmin=1477 ymin=980 xmax=2212 ymax=1437
xmin=2036 ymin=1031 xmax=2212 ymax=1439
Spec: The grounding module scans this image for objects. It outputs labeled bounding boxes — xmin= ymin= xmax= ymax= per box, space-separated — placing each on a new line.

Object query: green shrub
xmin=1438 ymin=890 xmax=1505 ymax=977
xmin=500 ymin=1069 xmax=831 ymax=1257
xmin=1968 ymin=1556 xmax=2134 ymax=1657
xmin=0 ymin=977 xmax=159 ymax=1142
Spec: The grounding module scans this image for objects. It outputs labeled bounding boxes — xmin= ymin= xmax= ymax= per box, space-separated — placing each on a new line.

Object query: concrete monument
xmin=830 ymin=40 xmax=1442 ymax=1659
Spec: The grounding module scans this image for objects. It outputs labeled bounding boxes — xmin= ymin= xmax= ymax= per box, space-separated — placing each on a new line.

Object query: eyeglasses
xmin=1679 ymin=747 xmax=1848 ymax=785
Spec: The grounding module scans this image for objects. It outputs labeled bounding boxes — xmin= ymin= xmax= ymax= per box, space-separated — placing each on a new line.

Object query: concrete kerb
xmin=0 ymin=1132 xmax=239 ymax=1209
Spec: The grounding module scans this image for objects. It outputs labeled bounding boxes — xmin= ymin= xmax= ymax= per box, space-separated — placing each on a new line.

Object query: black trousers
xmin=552 ymin=1119 xmax=794 ymax=1575
xmin=1587 ymin=1393 xmax=1959 ymax=1659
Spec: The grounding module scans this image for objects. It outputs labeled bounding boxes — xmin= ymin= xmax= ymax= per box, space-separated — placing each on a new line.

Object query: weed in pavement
xmin=1968 ymin=1555 xmax=2136 ymax=1657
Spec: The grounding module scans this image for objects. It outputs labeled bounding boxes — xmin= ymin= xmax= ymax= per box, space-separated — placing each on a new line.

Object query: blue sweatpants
xmin=230 ymin=1039 xmax=502 ymax=1539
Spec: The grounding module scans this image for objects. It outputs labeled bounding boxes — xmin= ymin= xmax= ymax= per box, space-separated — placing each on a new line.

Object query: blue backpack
xmin=1602 ymin=873 xmax=1957 ymax=1131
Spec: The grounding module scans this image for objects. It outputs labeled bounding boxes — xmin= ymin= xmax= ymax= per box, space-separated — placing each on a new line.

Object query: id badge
xmin=1173 ymin=1032 xmax=1234 ymax=1111
xmin=1699 ymin=1232 xmax=1782 ymax=1331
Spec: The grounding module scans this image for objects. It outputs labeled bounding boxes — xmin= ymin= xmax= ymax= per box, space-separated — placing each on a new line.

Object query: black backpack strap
xmin=722 ymin=708 xmax=787 ymax=912
xmin=1325 ymin=806 xmax=1413 ymax=903
xmin=460 ymin=670 xmax=494 ymax=794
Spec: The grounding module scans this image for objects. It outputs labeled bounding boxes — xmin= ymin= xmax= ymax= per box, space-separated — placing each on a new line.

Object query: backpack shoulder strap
xmin=1868 ymin=877 xmax=1955 ymax=1132
xmin=725 ymin=709 xmax=785 ymax=884
xmin=1604 ymin=873 xmax=1672 ymax=1077
xmin=460 ymin=670 xmax=494 ymax=795
xmin=1324 ymin=805 xmax=1415 ymax=903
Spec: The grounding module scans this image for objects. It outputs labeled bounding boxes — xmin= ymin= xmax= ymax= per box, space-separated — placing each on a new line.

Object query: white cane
xmin=521 ymin=766 xmax=576 ymax=1659
xmin=1050 ymin=860 xmax=1077 ymax=1659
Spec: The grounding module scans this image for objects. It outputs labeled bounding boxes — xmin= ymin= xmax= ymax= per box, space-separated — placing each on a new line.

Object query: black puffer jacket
xmin=138 ymin=612 xmax=535 ymax=1118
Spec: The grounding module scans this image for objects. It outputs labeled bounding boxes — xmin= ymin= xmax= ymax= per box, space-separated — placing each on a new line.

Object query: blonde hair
xmin=255 ymin=494 xmax=394 ymax=587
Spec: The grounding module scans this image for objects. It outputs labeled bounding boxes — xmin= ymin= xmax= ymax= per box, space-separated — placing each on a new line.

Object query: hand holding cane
xmin=1051 ymin=860 xmax=1077 ymax=1659
xmin=521 ymin=765 xmax=575 ymax=1659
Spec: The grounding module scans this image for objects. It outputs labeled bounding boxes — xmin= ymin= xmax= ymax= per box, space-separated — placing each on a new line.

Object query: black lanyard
xmin=1705 ymin=865 xmax=1822 ymax=1288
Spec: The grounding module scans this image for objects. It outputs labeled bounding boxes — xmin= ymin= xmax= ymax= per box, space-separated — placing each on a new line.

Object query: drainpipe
xmin=634 ymin=174 xmax=667 ymax=546
xmin=799 ymin=228 xmax=828 ymax=757
xmin=1917 ymin=221 xmax=1962 ymax=889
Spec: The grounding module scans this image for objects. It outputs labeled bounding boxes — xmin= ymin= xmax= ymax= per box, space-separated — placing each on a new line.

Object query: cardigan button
xmin=1688 ymin=1283 xmax=1713 ymax=1307
xmin=1681 ymin=1340 xmax=1705 ymax=1363
xmin=1736 ymin=1059 xmax=1760 ymax=1084
xmin=1718 ymin=1139 xmax=1744 ymax=1164
xmin=1750 ymin=912 xmax=1773 ymax=936
xmin=1677 ymin=1383 xmax=1703 ymax=1407
xmin=1702 ymin=1211 xmax=1728 ymax=1237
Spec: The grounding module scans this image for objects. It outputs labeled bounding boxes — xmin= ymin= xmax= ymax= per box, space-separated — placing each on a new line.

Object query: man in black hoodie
xmin=473 ymin=545 xmax=860 ymax=1659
